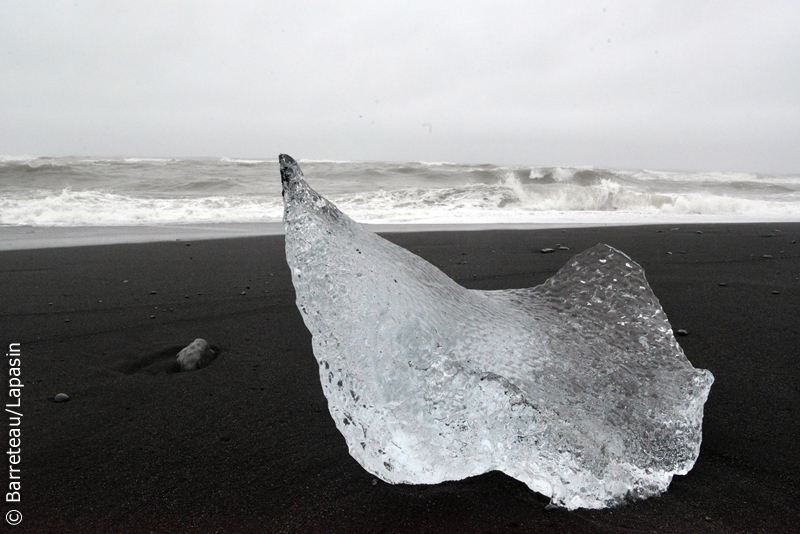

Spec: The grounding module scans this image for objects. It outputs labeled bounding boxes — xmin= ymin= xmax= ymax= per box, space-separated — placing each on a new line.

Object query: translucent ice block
xmin=280 ymin=154 xmax=713 ymax=509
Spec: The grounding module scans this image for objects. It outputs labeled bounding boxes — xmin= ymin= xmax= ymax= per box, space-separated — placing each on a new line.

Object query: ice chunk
xmin=280 ymin=154 xmax=714 ymax=510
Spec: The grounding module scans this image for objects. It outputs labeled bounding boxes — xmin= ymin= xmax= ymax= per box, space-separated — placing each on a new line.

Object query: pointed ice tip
xmin=279 ymin=153 xmax=301 ymax=187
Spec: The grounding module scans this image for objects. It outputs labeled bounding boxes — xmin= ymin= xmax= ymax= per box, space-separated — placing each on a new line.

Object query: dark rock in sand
xmin=675 ymin=329 xmax=689 ymax=336
xmin=177 ymin=338 xmax=217 ymax=371
xmin=54 ymin=393 xmax=70 ymax=403
xmin=540 ymin=248 xmax=555 ymax=253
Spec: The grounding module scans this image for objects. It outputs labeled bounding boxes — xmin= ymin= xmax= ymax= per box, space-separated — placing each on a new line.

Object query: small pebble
xmin=177 ymin=338 xmax=216 ymax=371
xmin=762 ymin=255 xmax=774 ymax=259
xmin=54 ymin=393 xmax=70 ymax=403
xmin=666 ymin=252 xmax=673 ymax=255
xmin=48 ymin=302 xmax=53 ymax=306
xmin=675 ymin=329 xmax=689 ymax=336
xmin=123 ymin=280 xmax=129 ymax=283
xmin=64 ymin=319 xmax=70 ymax=323
xmin=150 ymin=291 xmax=157 ymax=295
xmin=241 ymin=292 xmax=246 ymax=295
xmin=558 ymin=246 xmax=570 ymax=251
xmin=718 ymin=282 xmax=727 ymax=286
xmin=541 ymin=248 xmax=555 ymax=253
xmin=772 ymin=291 xmax=780 ymax=295
xmin=695 ymin=231 xmax=703 ymax=234
xmin=670 ymin=228 xmax=679 ymax=231
xmin=150 ymin=315 xmax=156 ymax=319
xmin=371 ymin=479 xmax=378 ymax=486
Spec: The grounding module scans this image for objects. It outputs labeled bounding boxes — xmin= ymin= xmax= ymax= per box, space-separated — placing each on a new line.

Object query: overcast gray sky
xmin=2 ymin=1 xmax=799 ymax=172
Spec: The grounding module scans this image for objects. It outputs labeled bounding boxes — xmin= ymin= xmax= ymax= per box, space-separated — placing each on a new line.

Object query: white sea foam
xmin=1 ymin=156 xmax=798 ymax=227
xmin=0 ymin=189 xmax=283 ymax=226
xmin=298 ymin=159 xmax=355 ymax=164
xmin=0 ymin=155 xmax=39 ymax=163
xmin=121 ymin=157 xmax=179 ymax=164
xmin=219 ymin=157 xmax=271 ymax=165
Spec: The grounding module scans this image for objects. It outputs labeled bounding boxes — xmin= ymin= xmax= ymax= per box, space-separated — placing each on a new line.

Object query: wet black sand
xmin=2 ymin=223 xmax=799 ymax=533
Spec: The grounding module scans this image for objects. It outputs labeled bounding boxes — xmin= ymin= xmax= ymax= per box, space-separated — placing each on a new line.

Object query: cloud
xmin=1 ymin=1 xmax=798 ymax=172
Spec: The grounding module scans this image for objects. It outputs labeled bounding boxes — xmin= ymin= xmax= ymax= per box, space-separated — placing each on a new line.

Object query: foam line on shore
xmin=0 ymin=222 xmax=630 ymax=251
xmin=4 ymin=216 xmax=799 ymax=250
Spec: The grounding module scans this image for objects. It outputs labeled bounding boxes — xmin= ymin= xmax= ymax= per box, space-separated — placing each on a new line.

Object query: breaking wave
xmin=1 ymin=156 xmax=799 ymax=226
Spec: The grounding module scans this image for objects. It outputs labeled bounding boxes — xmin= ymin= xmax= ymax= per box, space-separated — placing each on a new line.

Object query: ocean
xmin=2 ymin=156 xmax=800 ymax=228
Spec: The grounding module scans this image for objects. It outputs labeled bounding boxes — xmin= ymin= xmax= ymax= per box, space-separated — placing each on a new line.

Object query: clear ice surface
xmin=280 ymin=154 xmax=714 ymax=510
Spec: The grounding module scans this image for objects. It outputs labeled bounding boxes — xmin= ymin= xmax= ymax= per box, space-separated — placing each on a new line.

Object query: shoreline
xmin=3 ymin=216 xmax=800 ymax=250
xmin=3 ymin=223 xmax=799 ymax=533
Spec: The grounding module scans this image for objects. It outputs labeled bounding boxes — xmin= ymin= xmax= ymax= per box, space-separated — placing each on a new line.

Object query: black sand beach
xmin=2 ymin=224 xmax=799 ymax=533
